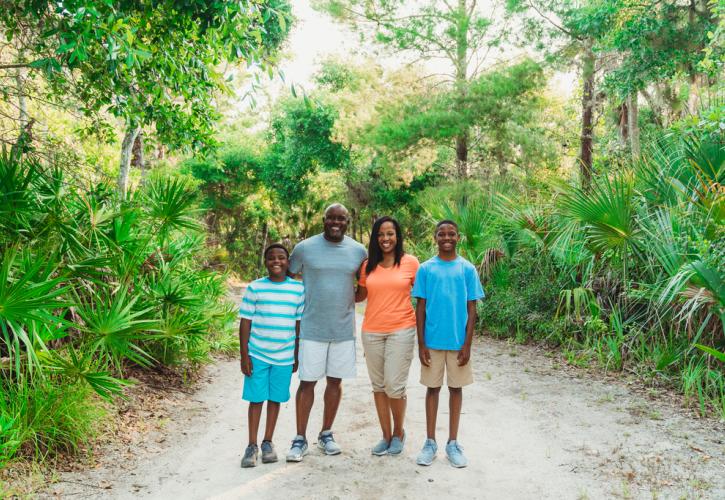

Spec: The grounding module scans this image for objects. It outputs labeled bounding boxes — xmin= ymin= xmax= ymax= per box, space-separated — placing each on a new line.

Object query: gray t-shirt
xmin=289 ymin=233 xmax=367 ymax=342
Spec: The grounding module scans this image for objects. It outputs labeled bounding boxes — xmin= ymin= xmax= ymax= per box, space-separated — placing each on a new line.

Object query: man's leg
xmin=321 ymin=376 xmax=342 ymax=432
xmin=295 ymin=380 xmax=316 ymax=439
xmin=448 ymin=387 xmax=462 ymax=442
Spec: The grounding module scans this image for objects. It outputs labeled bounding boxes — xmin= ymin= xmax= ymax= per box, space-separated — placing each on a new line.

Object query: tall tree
xmin=317 ymin=0 xmax=508 ymax=178
xmin=0 ymin=0 xmax=292 ymax=196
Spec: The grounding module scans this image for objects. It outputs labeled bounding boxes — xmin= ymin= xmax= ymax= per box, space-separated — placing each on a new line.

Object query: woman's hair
xmin=366 ymin=216 xmax=404 ymax=275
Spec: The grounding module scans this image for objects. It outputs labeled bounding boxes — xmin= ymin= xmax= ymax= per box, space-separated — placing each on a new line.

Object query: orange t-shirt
xmin=359 ymin=254 xmax=420 ymax=333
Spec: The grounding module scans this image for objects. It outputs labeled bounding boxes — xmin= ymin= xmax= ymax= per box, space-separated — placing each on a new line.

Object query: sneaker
xmin=317 ymin=430 xmax=342 ymax=455
xmin=416 ymin=438 xmax=437 ymax=466
xmin=261 ymin=440 xmax=278 ymax=463
xmin=388 ymin=431 xmax=406 ymax=455
xmin=371 ymin=438 xmax=389 ymax=456
xmin=286 ymin=435 xmax=308 ymax=462
xmin=241 ymin=444 xmax=259 ymax=468
xmin=445 ymin=440 xmax=468 ymax=468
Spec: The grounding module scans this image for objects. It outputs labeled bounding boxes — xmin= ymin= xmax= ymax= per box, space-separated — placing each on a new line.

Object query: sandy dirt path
xmin=44 ymin=311 xmax=724 ymax=500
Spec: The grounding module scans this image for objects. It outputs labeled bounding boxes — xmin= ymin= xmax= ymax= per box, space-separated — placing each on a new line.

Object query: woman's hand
xmin=241 ymin=354 xmax=253 ymax=376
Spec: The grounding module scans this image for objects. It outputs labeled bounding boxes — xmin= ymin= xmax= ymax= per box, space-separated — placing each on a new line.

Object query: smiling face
xmin=377 ymin=221 xmax=397 ymax=256
xmin=323 ymin=205 xmax=349 ymax=242
xmin=265 ymin=247 xmax=289 ymax=280
xmin=435 ymin=223 xmax=459 ymax=254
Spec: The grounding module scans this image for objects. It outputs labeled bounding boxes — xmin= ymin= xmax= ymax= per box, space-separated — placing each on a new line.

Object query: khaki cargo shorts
xmin=420 ymin=349 xmax=473 ymax=388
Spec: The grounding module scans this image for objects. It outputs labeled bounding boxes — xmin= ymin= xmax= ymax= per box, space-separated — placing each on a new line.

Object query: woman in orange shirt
xmin=356 ymin=216 xmax=419 ymax=456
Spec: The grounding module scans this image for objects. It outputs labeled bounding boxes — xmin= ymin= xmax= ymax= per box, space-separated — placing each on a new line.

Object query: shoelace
xmin=320 ymin=434 xmax=334 ymax=444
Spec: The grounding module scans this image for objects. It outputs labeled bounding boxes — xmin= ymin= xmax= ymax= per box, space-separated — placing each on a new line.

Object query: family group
xmin=237 ymin=203 xmax=485 ymax=469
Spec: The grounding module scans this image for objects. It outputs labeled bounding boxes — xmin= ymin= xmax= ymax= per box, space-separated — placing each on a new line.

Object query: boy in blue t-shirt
xmin=238 ymin=243 xmax=304 ymax=468
xmin=411 ymin=220 xmax=484 ymax=468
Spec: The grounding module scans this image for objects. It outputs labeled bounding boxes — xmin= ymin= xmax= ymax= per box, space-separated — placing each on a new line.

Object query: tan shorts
xmin=420 ymin=349 xmax=473 ymax=388
xmin=361 ymin=326 xmax=416 ymax=398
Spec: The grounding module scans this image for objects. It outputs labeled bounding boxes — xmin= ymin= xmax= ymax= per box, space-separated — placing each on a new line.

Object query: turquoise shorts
xmin=242 ymin=357 xmax=294 ymax=403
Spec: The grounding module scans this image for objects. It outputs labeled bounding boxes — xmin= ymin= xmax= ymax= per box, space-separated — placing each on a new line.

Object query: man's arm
xmin=458 ymin=300 xmax=477 ymax=366
xmin=416 ymin=298 xmax=430 ymax=367
xmin=239 ymin=318 xmax=253 ymax=375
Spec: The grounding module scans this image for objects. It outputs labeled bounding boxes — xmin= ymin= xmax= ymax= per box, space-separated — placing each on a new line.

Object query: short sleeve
xmin=465 ymin=265 xmax=485 ymax=301
xmin=358 ymin=260 xmax=368 ymax=287
xmin=411 ymin=266 xmax=427 ymax=299
xmin=239 ymin=285 xmax=257 ymax=319
xmin=289 ymin=242 xmax=303 ymax=274
xmin=407 ymin=255 xmax=420 ymax=285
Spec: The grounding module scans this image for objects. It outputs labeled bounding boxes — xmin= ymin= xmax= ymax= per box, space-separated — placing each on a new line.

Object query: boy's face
xmin=435 ymin=223 xmax=459 ymax=252
xmin=265 ymin=248 xmax=289 ymax=278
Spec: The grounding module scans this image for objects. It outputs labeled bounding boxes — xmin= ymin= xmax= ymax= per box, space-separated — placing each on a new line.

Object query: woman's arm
xmin=355 ymin=284 xmax=367 ymax=302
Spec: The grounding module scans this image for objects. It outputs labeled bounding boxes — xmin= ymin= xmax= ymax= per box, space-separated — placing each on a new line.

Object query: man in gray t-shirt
xmin=285 ymin=203 xmax=366 ymax=462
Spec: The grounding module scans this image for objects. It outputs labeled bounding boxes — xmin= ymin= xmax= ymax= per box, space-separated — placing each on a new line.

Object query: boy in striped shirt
xmin=239 ymin=243 xmax=304 ymax=468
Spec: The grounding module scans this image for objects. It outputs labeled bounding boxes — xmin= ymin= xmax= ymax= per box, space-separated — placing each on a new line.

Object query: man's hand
xmin=457 ymin=344 xmax=471 ymax=366
xmin=241 ymin=354 xmax=253 ymax=376
xmin=419 ymin=345 xmax=431 ymax=367
xmin=292 ymin=360 xmax=299 ymax=373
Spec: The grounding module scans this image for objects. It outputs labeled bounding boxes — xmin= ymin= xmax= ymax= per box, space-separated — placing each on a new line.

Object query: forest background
xmin=0 ymin=0 xmax=722 ymax=474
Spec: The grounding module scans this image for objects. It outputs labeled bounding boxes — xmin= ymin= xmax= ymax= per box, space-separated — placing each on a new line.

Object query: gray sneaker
xmin=371 ymin=438 xmax=389 ymax=456
xmin=445 ymin=440 xmax=468 ymax=468
xmin=317 ymin=430 xmax=342 ymax=455
xmin=416 ymin=438 xmax=437 ymax=466
xmin=286 ymin=435 xmax=308 ymax=462
xmin=388 ymin=431 xmax=406 ymax=455
xmin=241 ymin=444 xmax=258 ymax=468
xmin=261 ymin=440 xmax=278 ymax=463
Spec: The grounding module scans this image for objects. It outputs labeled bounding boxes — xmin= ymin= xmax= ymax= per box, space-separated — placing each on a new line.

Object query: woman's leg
xmin=385 ymin=327 xmax=416 ymax=439
xmin=373 ymin=391 xmax=392 ymax=441
xmin=389 ymin=396 xmax=406 ymax=439
xmin=362 ymin=332 xmax=391 ymax=440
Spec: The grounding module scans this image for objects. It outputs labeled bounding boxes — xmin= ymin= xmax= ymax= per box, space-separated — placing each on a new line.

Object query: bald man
xmin=285 ymin=203 xmax=367 ymax=462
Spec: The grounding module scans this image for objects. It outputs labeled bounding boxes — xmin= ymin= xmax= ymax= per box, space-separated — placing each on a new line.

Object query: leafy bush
xmin=0 ymin=152 xmax=235 ymax=465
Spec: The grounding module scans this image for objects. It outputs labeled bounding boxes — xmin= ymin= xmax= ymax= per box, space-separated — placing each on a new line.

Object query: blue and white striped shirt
xmin=239 ymin=277 xmax=304 ymax=365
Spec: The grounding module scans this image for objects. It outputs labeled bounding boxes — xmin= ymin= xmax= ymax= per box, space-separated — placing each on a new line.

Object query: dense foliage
xmin=0 ymin=153 xmax=235 ymax=465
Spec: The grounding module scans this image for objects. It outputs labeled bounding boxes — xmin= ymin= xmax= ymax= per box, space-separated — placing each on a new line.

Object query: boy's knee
xmin=426 ymin=386 xmax=442 ymax=395
xmin=448 ymin=386 xmax=463 ymax=394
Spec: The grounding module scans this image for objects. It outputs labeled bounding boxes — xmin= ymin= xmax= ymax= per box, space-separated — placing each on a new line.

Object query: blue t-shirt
xmin=411 ymin=256 xmax=485 ymax=350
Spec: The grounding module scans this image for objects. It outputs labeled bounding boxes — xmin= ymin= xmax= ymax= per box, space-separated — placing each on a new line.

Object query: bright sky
xmin=232 ymin=0 xmax=575 ymax=112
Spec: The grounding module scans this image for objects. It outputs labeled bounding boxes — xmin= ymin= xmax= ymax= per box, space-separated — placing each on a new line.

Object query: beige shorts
xmin=420 ymin=349 xmax=473 ymax=388
xmin=361 ymin=326 xmax=416 ymax=398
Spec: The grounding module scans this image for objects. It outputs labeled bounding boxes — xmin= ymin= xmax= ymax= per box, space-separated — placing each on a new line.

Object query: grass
xmin=0 ymin=377 xmax=107 ymax=467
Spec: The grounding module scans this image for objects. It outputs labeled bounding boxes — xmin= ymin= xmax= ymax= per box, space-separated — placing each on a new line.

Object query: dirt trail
xmin=44 ymin=312 xmax=724 ymax=500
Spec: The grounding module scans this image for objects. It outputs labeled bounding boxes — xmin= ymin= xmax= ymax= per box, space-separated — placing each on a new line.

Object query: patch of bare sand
xmin=41 ymin=314 xmax=724 ymax=500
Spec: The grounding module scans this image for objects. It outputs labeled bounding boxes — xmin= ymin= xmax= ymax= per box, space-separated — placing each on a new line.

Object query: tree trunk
xmin=453 ymin=0 xmax=470 ymax=179
xmin=618 ymin=100 xmax=628 ymax=147
xmin=627 ymin=92 xmax=640 ymax=159
xmin=118 ymin=127 xmax=141 ymax=198
xmin=131 ymin=131 xmax=146 ymax=186
xmin=578 ymin=44 xmax=595 ymax=190
xmin=15 ymin=51 xmax=28 ymax=130
xmin=259 ymin=222 xmax=269 ymax=269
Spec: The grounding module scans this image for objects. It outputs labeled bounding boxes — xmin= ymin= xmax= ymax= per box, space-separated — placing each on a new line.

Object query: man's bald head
xmin=323 ymin=203 xmax=350 ymax=242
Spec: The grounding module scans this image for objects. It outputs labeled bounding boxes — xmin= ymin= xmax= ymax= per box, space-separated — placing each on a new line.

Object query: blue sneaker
xmin=416 ymin=438 xmax=437 ymax=466
xmin=371 ymin=438 xmax=389 ymax=456
xmin=317 ymin=430 xmax=342 ymax=455
xmin=286 ymin=435 xmax=308 ymax=462
xmin=388 ymin=431 xmax=406 ymax=455
xmin=445 ymin=440 xmax=468 ymax=468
